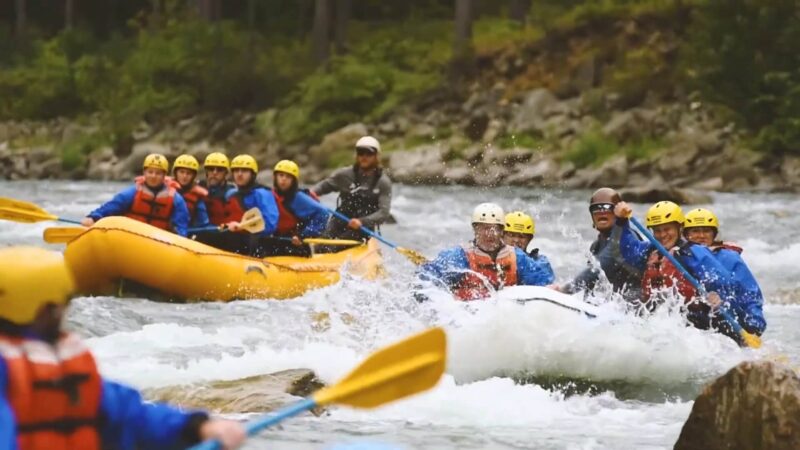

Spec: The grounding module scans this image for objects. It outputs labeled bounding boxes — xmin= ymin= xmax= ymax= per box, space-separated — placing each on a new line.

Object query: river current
xmin=1 ymin=180 xmax=798 ymax=449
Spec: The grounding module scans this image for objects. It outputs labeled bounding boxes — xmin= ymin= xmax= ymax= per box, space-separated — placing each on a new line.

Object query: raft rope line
xmin=82 ymin=226 xmax=378 ymax=274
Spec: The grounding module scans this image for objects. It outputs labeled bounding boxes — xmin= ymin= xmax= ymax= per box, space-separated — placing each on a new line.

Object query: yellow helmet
xmin=504 ymin=211 xmax=535 ymax=235
xmin=273 ymin=160 xmax=300 ymax=179
xmin=684 ymin=208 xmax=719 ymax=230
xmin=230 ymin=154 xmax=258 ymax=172
xmin=173 ymin=154 xmax=200 ymax=173
xmin=645 ymin=201 xmax=685 ymax=227
xmin=203 ymin=152 xmax=230 ymax=170
xmin=0 ymin=247 xmax=75 ymax=325
xmin=143 ymin=153 xmax=169 ymax=172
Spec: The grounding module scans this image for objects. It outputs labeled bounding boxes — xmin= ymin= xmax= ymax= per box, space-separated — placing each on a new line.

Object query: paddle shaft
xmin=189 ymin=398 xmax=317 ymax=450
xmin=57 ymin=217 xmax=83 ymax=225
xmin=629 ymin=218 xmax=751 ymax=341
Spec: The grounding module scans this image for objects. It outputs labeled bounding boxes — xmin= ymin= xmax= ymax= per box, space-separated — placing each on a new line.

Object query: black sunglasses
xmin=356 ymin=147 xmax=377 ymax=156
xmin=589 ymin=203 xmax=615 ymax=213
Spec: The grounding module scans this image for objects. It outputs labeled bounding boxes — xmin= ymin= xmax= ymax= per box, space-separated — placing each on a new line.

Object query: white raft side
xmin=493 ymin=285 xmax=602 ymax=318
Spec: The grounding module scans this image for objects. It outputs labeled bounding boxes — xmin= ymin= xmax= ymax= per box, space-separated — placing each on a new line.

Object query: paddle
xmin=187 ymin=208 xmax=265 ymax=234
xmin=43 ymin=227 xmax=86 ymax=243
xmin=629 ymin=217 xmax=762 ymax=349
xmin=297 ymin=192 xmax=428 ymax=265
xmin=0 ymin=197 xmax=83 ymax=225
xmin=274 ymin=237 xmax=364 ymax=246
xmin=189 ymin=327 xmax=446 ymax=450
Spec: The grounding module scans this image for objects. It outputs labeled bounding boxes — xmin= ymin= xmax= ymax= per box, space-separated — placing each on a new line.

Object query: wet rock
xmin=387 ymin=145 xmax=445 ymax=184
xmin=656 ymin=144 xmax=699 ymax=174
xmin=472 ymin=164 xmax=506 ymax=187
xmin=464 ymin=112 xmax=489 ymax=141
xmin=620 ymin=186 xmax=712 ymax=205
xmin=32 ymin=158 xmax=62 ymax=179
xmin=563 ymin=166 xmax=604 ymax=189
xmin=602 ymin=109 xmax=654 ymax=142
xmin=596 ymin=155 xmax=628 ymax=186
xmin=509 ymin=88 xmax=559 ymax=134
xmin=781 ymin=156 xmax=800 ymax=188
xmin=145 ymin=369 xmax=325 ymax=414
xmin=462 ymin=146 xmax=485 ymax=166
xmin=115 ymin=142 xmax=170 ymax=179
xmin=688 ymin=176 xmax=724 ymax=191
xmin=28 ymin=146 xmax=55 ymax=164
xmin=675 ymin=361 xmax=800 ymax=450
xmin=443 ymin=163 xmax=474 ymax=185
xmin=505 ymin=158 xmax=558 ymax=186
xmin=309 ymin=123 xmax=368 ymax=167
xmin=487 ymin=148 xmax=533 ymax=167
xmin=482 ymin=118 xmax=504 ymax=144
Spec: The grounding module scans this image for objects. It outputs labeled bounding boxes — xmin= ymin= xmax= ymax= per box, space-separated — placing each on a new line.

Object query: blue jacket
xmin=0 ymin=354 xmax=205 ymax=450
xmin=286 ymin=190 xmax=331 ymax=237
xmin=712 ymin=245 xmax=766 ymax=335
xmin=87 ymin=184 xmax=190 ymax=237
xmin=564 ymin=225 xmax=644 ymax=302
xmin=188 ymin=194 xmax=210 ymax=228
xmin=418 ymin=245 xmax=555 ymax=290
xmin=227 ymin=185 xmax=279 ymax=236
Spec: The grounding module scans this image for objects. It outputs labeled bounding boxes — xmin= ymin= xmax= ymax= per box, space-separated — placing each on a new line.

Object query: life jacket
xmin=124 ymin=180 xmax=175 ymax=230
xmin=179 ymin=184 xmax=208 ymax=222
xmin=0 ymin=333 xmax=101 ymax=450
xmin=273 ymin=189 xmax=319 ymax=236
xmin=452 ymin=244 xmax=518 ymax=301
xmin=641 ymin=247 xmax=697 ymax=305
xmin=336 ymin=166 xmax=382 ymax=221
xmin=202 ymin=183 xmax=239 ymax=226
xmin=214 ymin=183 xmax=269 ymax=229
xmin=709 ymin=241 xmax=743 ymax=254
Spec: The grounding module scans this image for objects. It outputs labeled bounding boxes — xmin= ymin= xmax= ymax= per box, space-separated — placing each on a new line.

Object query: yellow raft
xmin=64 ymin=216 xmax=383 ymax=301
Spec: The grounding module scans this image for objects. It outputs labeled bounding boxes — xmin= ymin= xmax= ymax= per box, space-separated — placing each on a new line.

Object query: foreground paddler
xmin=417 ymin=203 xmax=554 ymax=301
xmin=551 ymin=188 xmax=644 ymax=302
xmin=615 ymin=200 xmax=754 ymax=344
xmin=311 ymin=136 xmax=392 ymax=241
xmin=683 ymin=207 xmax=766 ymax=336
xmin=0 ymin=247 xmax=246 ymax=450
xmin=80 ymin=153 xmax=190 ymax=236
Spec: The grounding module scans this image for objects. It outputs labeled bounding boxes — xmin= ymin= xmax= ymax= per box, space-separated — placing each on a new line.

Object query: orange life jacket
xmin=0 ymin=333 xmax=101 ymax=450
xmin=179 ymin=184 xmax=208 ymax=221
xmin=641 ymin=248 xmax=697 ymax=305
xmin=124 ymin=180 xmax=176 ymax=230
xmin=273 ymin=189 xmax=319 ymax=236
xmin=452 ymin=244 xmax=518 ymax=301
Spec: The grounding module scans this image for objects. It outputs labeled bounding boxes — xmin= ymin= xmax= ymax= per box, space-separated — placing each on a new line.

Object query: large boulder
xmin=145 ymin=369 xmax=324 ymax=414
xmin=387 ymin=145 xmax=445 ymax=184
xmin=781 ymin=156 xmax=800 ymax=189
xmin=113 ymin=141 xmax=171 ymax=180
xmin=509 ymin=88 xmax=559 ymax=134
xmin=505 ymin=158 xmax=559 ymax=186
xmin=309 ymin=123 xmax=369 ymax=167
xmin=675 ymin=361 xmax=800 ymax=450
xmin=621 ymin=186 xmax=712 ymax=205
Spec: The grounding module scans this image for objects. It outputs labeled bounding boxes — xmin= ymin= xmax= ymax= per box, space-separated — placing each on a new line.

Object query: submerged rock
xmin=675 ymin=361 xmax=800 ymax=450
xmin=145 ymin=369 xmax=325 ymax=414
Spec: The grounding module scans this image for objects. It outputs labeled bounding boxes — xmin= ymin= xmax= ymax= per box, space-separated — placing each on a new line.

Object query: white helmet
xmin=355 ymin=136 xmax=381 ymax=153
xmin=471 ymin=203 xmax=505 ymax=225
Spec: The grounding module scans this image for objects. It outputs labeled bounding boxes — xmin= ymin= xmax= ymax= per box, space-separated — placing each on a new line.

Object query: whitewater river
xmin=1 ymin=180 xmax=798 ymax=449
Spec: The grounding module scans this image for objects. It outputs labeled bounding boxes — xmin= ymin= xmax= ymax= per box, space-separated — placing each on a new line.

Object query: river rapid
xmin=1 ymin=180 xmax=799 ymax=449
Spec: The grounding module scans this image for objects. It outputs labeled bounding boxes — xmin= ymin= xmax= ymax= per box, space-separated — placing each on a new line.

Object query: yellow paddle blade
xmin=741 ymin=331 xmax=762 ymax=349
xmin=43 ymin=227 xmax=86 ymax=243
xmin=0 ymin=205 xmax=58 ymax=223
xmin=397 ymin=247 xmax=428 ymax=266
xmin=0 ymin=196 xmax=52 ymax=214
xmin=240 ymin=208 xmax=265 ymax=233
xmin=304 ymin=238 xmax=363 ymax=246
xmin=312 ymin=327 xmax=446 ymax=408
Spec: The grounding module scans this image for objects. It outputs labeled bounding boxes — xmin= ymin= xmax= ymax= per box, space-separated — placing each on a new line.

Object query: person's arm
xmin=87 ymin=187 xmax=137 ymax=221
xmin=359 ymin=175 xmax=392 ymax=228
xmin=717 ymin=250 xmax=767 ymax=335
xmin=99 ymin=380 xmax=244 ymax=450
xmin=291 ymin=194 xmax=330 ymax=237
xmin=255 ymin=189 xmax=279 ymax=236
xmin=0 ymin=359 xmax=17 ymax=450
xmin=193 ymin=199 xmax=211 ymax=228
xmin=417 ymin=247 xmax=468 ymax=288
xmin=616 ymin=218 xmax=651 ymax=270
xmin=170 ymin=195 xmax=190 ymax=237
xmin=515 ymin=249 xmax=555 ymax=286
xmin=310 ymin=168 xmax=347 ymax=196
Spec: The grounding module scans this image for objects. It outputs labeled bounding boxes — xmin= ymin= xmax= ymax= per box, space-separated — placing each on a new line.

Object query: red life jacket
xmin=641 ymin=249 xmax=697 ymax=304
xmin=452 ymin=244 xmax=518 ymax=301
xmin=179 ymin=184 xmax=208 ymax=221
xmin=205 ymin=187 xmax=243 ymax=226
xmin=273 ymin=189 xmax=319 ymax=236
xmin=124 ymin=180 xmax=176 ymax=230
xmin=0 ymin=333 xmax=102 ymax=450
xmin=709 ymin=241 xmax=743 ymax=254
